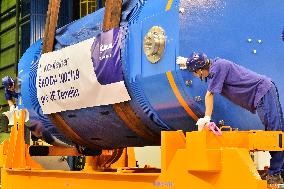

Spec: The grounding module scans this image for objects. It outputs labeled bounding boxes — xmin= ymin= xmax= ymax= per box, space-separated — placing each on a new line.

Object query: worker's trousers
xmin=256 ymin=82 xmax=284 ymax=175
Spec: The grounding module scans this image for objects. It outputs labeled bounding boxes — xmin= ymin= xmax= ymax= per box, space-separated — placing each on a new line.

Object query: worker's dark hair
xmin=201 ymin=59 xmax=212 ymax=83
xmin=200 ymin=59 xmax=211 ymax=70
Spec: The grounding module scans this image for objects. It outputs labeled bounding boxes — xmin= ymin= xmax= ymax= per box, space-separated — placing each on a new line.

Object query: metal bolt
xmin=179 ymin=7 xmax=185 ymax=14
xmin=194 ymin=96 xmax=202 ymax=102
xmin=59 ymin=156 xmax=67 ymax=162
xmin=185 ymin=80 xmax=193 ymax=86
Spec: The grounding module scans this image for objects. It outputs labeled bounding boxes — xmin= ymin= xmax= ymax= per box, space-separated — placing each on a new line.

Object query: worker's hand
xmin=176 ymin=56 xmax=188 ymax=70
xmin=196 ymin=116 xmax=211 ymax=131
xmin=9 ymin=105 xmax=15 ymax=112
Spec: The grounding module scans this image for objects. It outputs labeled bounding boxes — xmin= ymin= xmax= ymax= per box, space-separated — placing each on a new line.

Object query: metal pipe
xmin=72 ymin=0 xmax=80 ymax=20
xmin=15 ymin=0 xmax=20 ymax=75
xmin=98 ymin=0 xmax=103 ymax=8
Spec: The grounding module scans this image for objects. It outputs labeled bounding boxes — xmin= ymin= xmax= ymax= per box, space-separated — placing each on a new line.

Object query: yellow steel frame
xmin=1 ymin=109 xmax=284 ymax=189
xmin=80 ymin=0 xmax=98 ymax=18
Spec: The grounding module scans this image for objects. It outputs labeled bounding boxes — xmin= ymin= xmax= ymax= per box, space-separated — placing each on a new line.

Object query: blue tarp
xmin=55 ymin=0 xmax=141 ymax=49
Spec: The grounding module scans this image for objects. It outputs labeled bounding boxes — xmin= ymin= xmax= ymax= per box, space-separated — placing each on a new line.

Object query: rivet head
xmin=258 ymin=39 xmax=262 ymax=44
xmin=185 ymin=80 xmax=193 ymax=86
xmin=247 ymin=38 xmax=252 ymax=43
xmin=194 ymin=96 xmax=202 ymax=102
xmin=179 ymin=7 xmax=185 ymax=14
xmin=252 ymin=49 xmax=257 ymax=54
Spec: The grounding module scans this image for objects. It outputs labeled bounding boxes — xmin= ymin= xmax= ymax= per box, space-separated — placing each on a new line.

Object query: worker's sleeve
xmin=4 ymin=91 xmax=12 ymax=100
xmin=13 ymin=92 xmax=19 ymax=99
xmin=4 ymin=91 xmax=18 ymax=101
xmin=207 ymin=62 xmax=230 ymax=94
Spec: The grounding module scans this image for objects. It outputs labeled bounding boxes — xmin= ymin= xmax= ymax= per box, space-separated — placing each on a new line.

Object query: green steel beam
xmin=0 ymin=63 xmax=15 ymax=72
xmin=0 ymin=15 xmax=30 ymax=37
xmin=1 ymin=0 xmax=17 ymax=14
xmin=0 ymin=9 xmax=16 ymax=23
xmin=0 ymin=43 xmax=15 ymax=52
xmin=0 ymin=5 xmax=16 ymax=17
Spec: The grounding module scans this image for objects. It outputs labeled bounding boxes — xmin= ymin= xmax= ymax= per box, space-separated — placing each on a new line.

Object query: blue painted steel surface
xmin=20 ymin=1 xmax=161 ymax=148
xmin=179 ymin=0 xmax=284 ymax=130
xmin=54 ymin=8 xmax=104 ymax=49
xmin=141 ymin=11 xmax=177 ymax=77
xmin=137 ymin=72 xmax=197 ymax=131
xmin=19 ymin=0 xmax=284 ymax=148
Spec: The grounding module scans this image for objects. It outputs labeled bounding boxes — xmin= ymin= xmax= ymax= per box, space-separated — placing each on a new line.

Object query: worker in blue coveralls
xmin=2 ymin=76 xmax=18 ymax=112
xmin=1 ymin=76 xmax=63 ymax=146
xmin=176 ymin=53 xmax=284 ymax=184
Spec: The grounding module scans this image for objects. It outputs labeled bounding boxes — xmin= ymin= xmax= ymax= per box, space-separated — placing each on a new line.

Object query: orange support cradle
xmin=2 ymin=110 xmax=42 ymax=170
xmin=1 ymin=109 xmax=284 ymax=189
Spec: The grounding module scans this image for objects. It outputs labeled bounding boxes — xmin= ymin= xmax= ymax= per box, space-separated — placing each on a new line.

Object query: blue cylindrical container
xmin=18 ymin=0 xmax=284 ymax=149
